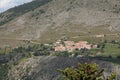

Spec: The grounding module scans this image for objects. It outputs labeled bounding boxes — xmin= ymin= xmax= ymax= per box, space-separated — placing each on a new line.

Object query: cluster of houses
xmin=54 ymin=40 xmax=97 ymax=52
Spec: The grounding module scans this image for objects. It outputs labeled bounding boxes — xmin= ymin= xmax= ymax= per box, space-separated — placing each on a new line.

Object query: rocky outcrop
xmin=8 ymin=56 xmax=120 ymax=80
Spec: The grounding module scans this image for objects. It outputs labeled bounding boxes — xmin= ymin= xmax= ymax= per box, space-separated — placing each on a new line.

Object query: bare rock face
xmin=8 ymin=58 xmax=39 ymax=80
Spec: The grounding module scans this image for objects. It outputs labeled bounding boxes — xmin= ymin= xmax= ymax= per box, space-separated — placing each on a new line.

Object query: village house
xmin=54 ymin=40 xmax=97 ymax=52
xmin=64 ymin=41 xmax=75 ymax=46
xmin=54 ymin=45 xmax=66 ymax=52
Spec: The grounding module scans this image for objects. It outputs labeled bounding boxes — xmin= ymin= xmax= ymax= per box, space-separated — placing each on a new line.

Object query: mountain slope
xmin=0 ymin=0 xmax=52 ymax=26
xmin=0 ymin=0 xmax=120 ymax=46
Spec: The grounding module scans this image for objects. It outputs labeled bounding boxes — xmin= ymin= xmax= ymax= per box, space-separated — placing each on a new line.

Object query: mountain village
xmin=54 ymin=40 xmax=97 ymax=52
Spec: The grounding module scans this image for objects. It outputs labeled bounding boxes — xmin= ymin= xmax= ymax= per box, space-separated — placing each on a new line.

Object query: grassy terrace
xmin=97 ymin=43 xmax=120 ymax=57
xmin=104 ymin=43 xmax=120 ymax=56
xmin=93 ymin=42 xmax=120 ymax=64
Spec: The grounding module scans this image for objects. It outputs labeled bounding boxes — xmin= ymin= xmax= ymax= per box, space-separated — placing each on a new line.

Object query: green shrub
xmin=58 ymin=63 xmax=116 ymax=80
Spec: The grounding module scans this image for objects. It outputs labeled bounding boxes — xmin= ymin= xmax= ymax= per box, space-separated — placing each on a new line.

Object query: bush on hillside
xmin=58 ymin=63 xmax=116 ymax=80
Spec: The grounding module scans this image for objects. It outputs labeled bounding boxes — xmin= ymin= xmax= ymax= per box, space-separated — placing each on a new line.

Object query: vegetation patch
xmin=58 ymin=63 xmax=116 ymax=80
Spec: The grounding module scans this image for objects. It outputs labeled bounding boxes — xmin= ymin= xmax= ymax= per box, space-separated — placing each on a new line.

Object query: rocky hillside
xmin=0 ymin=0 xmax=120 ymax=45
xmin=8 ymin=56 xmax=120 ymax=80
xmin=0 ymin=1 xmax=120 ymax=80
